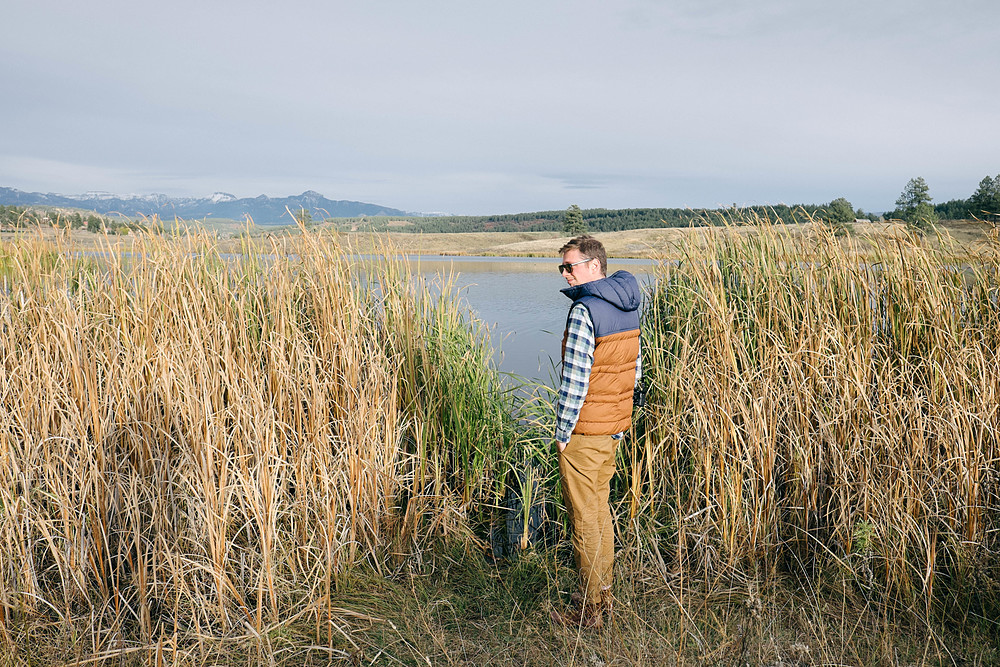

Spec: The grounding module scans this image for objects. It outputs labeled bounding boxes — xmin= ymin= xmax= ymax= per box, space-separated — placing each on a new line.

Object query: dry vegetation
xmin=333 ymin=217 xmax=996 ymax=260
xmin=0 ymin=219 xmax=998 ymax=665
xmin=5 ymin=214 xmax=994 ymax=259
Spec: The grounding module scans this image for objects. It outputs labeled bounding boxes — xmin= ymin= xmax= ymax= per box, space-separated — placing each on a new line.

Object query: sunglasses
xmin=558 ymin=257 xmax=592 ymax=274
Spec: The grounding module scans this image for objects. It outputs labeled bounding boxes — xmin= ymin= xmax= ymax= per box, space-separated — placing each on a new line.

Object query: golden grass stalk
xmin=0 ymin=229 xmax=517 ymax=651
xmin=631 ymin=213 xmax=999 ymax=614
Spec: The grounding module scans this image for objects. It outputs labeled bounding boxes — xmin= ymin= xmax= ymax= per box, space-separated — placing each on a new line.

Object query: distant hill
xmin=0 ymin=187 xmax=410 ymax=224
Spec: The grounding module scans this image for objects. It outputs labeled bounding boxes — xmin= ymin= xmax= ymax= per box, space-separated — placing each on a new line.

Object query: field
xmin=8 ymin=216 xmax=993 ymax=259
xmin=0 ymin=218 xmax=998 ymax=665
xmin=310 ymin=217 xmax=998 ymax=259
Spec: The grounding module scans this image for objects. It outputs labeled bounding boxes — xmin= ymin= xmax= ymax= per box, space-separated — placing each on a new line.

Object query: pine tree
xmin=563 ymin=204 xmax=587 ymax=235
xmin=894 ymin=177 xmax=937 ymax=234
xmin=896 ymin=177 xmax=932 ymax=211
xmin=969 ymin=175 xmax=1000 ymax=222
xmin=295 ymin=207 xmax=313 ymax=229
xmin=822 ymin=197 xmax=855 ymax=236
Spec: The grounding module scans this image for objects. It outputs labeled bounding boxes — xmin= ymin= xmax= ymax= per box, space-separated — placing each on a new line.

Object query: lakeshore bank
xmin=6 ymin=217 xmax=994 ymax=259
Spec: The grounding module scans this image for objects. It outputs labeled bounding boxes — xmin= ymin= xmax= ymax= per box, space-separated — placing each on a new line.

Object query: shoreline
xmin=3 ymin=217 xmax=994 ymax=260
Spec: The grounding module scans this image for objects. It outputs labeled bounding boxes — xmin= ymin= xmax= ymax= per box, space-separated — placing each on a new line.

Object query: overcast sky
xmin=2 ymin=0 xmax=997 ymax=215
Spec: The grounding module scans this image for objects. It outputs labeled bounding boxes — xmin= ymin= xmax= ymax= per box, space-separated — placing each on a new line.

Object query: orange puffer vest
xmin=561 ymin=271 xmax=641 ymax=435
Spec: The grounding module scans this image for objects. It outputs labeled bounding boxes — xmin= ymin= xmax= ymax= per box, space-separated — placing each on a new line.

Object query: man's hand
xmin=556 ymin=440 xmax=568 ymax=453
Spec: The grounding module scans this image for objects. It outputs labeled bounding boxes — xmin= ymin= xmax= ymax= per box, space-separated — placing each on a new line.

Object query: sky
xmin=1 ymin=0 xmax=998 ymax=216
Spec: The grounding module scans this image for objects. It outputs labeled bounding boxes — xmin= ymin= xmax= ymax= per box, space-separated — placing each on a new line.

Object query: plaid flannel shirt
xmin=555 ymin=303 xmax=641 ymax=443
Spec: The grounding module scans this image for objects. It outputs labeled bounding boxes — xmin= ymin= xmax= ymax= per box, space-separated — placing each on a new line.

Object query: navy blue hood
xmin=560 ymin=270 xmax=641 ymax=313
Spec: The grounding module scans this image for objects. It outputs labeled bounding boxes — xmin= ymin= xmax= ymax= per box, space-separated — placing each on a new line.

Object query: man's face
xmin=559 ymin=248 xmax=603 ymax=287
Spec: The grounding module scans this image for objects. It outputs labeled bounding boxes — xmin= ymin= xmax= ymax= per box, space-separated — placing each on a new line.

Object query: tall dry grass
xmin=1 ymin=218 xmax=998 ymax=662
xmin=628 ymin=214 xmax=1000 ymax=623
xmin=0 ymin=230 xmax=520 ymax=657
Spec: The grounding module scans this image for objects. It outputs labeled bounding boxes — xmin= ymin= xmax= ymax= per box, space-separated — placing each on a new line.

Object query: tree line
xmin=332 ymin=173 xmax=998 ymax=236
xmin=877 ymin=174 xmax=1000 ymax=233
xmin=0 ymin=205 xmax=157 ymax=234
xmin=332 ymin=204 xmax=842 ymax=235
xmin=930 ymin=174 xmax=1000 ymax=222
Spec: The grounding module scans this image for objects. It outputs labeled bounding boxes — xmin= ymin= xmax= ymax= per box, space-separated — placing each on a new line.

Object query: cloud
xmin=1 ymin=0 xmax=997 ymax=214
xmin=544 ymin=174 xmax=617 ymax=191
xmin=0 ymin=156 xmax=159 ymax=195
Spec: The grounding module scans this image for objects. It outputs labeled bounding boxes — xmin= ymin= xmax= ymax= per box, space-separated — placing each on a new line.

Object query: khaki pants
xmin=559 ymin=433 xmax=617 ymax=605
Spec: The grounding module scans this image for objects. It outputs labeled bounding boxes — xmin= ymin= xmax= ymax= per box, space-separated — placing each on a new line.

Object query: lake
xmin=402 ymin=256 xmax=657 ymax=383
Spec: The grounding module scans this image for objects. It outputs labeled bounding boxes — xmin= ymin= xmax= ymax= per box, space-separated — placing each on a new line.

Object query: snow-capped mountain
xmin=0 ymin=187 xmax=410 ymax=224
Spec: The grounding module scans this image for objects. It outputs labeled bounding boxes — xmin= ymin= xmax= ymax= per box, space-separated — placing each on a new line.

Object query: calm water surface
xmin=404 ymin=256 xmax=656 ymax=383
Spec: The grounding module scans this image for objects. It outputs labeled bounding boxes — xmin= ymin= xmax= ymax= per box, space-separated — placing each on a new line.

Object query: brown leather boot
xmin=600 ymin=589 xmax=615 ymax=619
xmin=570 ymin=590 xmax=614 ymax=617
xmin=550 ymin=600 xmax=605 ymax=630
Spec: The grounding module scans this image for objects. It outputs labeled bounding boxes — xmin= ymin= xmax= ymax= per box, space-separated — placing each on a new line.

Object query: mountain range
xmin=0 ymin=187 xmax=411 ymax=224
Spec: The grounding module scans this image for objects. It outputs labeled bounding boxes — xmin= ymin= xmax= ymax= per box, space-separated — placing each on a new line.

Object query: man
xmin=551 ymin=235 xmax=642 ymax=630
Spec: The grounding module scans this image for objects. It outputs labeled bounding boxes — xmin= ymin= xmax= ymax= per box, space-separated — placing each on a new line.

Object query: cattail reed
xmin=0 ymin=230 xmax=518 ymax=652
xmin=632 ymin=213 xmax=999 ymax=616
xmin=0 ymin=217 xmax=997 ymax=660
